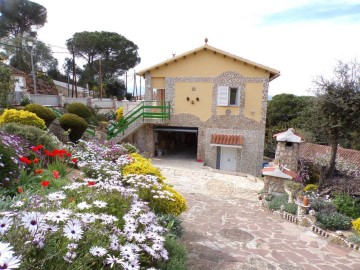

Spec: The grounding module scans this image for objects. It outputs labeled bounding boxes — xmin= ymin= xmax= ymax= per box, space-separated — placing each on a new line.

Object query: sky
xmin=31 ymin=0 xmax=360 ymax=97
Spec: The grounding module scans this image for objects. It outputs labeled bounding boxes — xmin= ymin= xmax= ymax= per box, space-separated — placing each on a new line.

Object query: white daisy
xmin=93 ymin=200 xmax=107 ymax=208
xmin=0 ymin=242 xmax=14 ymax=265
xmin=0 ymin=217 xmax=13 ymax=235
xmin=77 ymin=202 xmax=91 ymax=210
xmin=0 ymin=254 xmax=22 ymax=269
xmin=10 ymin=201 xmax=24 ymax=208
xmin=67 ymin=243 xmax=78 ymax=250
xmin=21 ymin=212 xmax=45 ymax=235
xmin=48 ymin=211 xmax=70 ymax=223
xmin=89 ymin=246 xmax=107 ymax=257
xmin=63 ymin=222 xmax=83 ymax=241
xmin=47 ymin=191 xmax=66 ymax=201
xmin=44 ymin=224 xmax=59 ymax=233
xmin=105 ymin=254 xmax=122 ymax=268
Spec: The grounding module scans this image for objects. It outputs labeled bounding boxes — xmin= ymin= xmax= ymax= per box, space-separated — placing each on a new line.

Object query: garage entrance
xmin=154 ymin=126 xmax=198 ymax=160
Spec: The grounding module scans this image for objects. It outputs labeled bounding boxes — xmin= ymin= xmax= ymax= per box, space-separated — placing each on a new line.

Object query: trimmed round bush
xmin=116 ymin=107 xmax=124 ymax=122
xmin=0 ymin=109 xmax=46 ymax=129
xmin=0 ymin=123 xmax=59 ymax=150
xmin=24 ymin=104 xmax=56 ymax=127
xmin=59 ymin=113 xmax=88 ymax=143
xmin=333 ymin=193 xmax=360 ymax=219
xmin=66 ymin=103 xmax=92 ymax=119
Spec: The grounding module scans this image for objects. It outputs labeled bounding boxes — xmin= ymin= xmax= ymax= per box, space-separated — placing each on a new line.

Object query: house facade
xmin=123 ymin=43 xmax=279 ymax=176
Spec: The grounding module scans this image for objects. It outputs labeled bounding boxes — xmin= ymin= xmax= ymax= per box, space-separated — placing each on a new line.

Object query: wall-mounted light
xmin=186 ymin=97 xmax=190 ymax=101
xmin=196 ymin=97 xmax=199 ymax=102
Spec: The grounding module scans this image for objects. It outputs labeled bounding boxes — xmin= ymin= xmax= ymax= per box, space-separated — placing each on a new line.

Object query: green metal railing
xmin=106 ymin=101 xmax=170 ymax=140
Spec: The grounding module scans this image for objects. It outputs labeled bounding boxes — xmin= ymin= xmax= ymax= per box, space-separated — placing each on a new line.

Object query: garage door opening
xmin=154 ymin=127 xmax=198 ymax=160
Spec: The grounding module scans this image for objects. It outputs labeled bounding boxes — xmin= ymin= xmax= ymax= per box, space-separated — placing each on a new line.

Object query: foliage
xmin=332 ymin=193 xmax=360 ymax=219
xmin=20 ymin=95 xmax=31 ymax=106
xmin=0 ymin=108 xmax=46 ymax=129
xmin=0 ymin=140 xmax=19 ymax=188
xmin=316 ymin=212 xmax=352 ymax=230
xmin=157 ymin=214 xmax=184 ymax=238
xmin=0 ymin=122 xmax=59 ymax=150
xmin=66 ymin=31 xmax=140 ymax=90
xmin=24 ymin=103 xmax=56 ymax=127
xmin=157 ymin=236 xmax=187 ymax=270
xmin=122 ymin=142 xmax=138 ymax=153
xmin=304 ymin=184 xmax=319 ymax=192
xmin=116 ymin=106 xmax=124 ymax=122
xmin=348 ymin=234 xmax=360 ymax=244
xmin=311 ymin=197 xmax=337 ymax=214
xmin=284 ymin=180 xmax=303 ymax=198
xmin=59 ymin=113 xmax=88 ymax=143
xmin=150 ymin=184 xmax=188 ymax=216
xmin=267 ymin=193 xmax=297 ymax=215
xmin=352 ymin=218 xmax=360 ymax=235
xmin=296 ymin=158 xmax=311 ymax=184
xmin=312 ymin=60 xmax=360 ymax=177
xmin=266 ymin=94 xmax=314 ymax=129
xmin=66 ymin=102 xmax=92 ymax=119
xmin=0 ymin=64 xmax=13 ymax=108
xmin=0 ymin=0 xmax=47 ymax=38
xmin=122 ymin=153 xmax=165 ymax=181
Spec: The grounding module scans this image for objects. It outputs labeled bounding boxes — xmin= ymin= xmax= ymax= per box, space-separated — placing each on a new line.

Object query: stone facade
xmin=275 ymin=141 xmax=299 ymax=171
xmin=263 ymin=176 xmax=286 ymax=193
xmin=138 ymin=71 xmax=269 ymax=176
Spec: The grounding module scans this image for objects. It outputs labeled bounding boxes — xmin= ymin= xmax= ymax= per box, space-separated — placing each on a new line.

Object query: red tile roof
xmin=261 ymin=165 xmax=298 ymax=179
xmin=210 ymin=134 xmax=244 ymax=146
xmin=299 ymin=143 xmax=360 ymax=167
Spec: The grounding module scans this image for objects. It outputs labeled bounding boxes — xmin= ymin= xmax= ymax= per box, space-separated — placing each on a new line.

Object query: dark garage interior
xmin=154 ymin=126 xmax=198 ymax=160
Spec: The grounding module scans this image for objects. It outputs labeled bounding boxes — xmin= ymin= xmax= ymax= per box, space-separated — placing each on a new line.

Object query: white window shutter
xmin=217 ymin=86 xmax=229 ymax=106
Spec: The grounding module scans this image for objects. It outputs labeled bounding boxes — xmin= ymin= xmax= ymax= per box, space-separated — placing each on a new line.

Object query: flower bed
xmin=0 ymin=128 xmax=188 ymax=269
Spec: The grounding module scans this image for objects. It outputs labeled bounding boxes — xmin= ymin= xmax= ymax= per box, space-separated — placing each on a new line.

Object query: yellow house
xmin=122 ymin=43 xmax=279 ymax=176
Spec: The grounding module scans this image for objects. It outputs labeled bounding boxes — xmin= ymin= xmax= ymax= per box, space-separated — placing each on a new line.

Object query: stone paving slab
xmin=152 ymin=160 xmax=360 ymax=270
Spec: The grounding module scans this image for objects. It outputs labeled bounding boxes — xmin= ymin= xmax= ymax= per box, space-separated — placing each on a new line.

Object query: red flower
xmin=41 ymin=180 xmax=50 ymax=187
xmin=17 ymin=186 xmax=23 ymax=193
xmin=71 ymin=158 xmax=78 ymax=163
xmin=88 ymin=181 xmax=95 ymax=186
xmin=66 ymin=152 xmax=72 ymax=157
xmin=31 ymin=145 xmax=44 ymax=152
xmin=69 ymin=196 xmax=75 ymax=203
xmin=19 ymin=156 xmax=32 ymax=165
xmin=34 ymin=169 xmax=43 ymax=175
xmin=33 ymin=158 xmax=39 ymax=163
xmin=52 ymin=170 xmax=60 ymax=179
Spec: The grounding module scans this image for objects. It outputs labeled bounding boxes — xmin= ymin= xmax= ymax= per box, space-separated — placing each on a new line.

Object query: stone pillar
xmin=275 ymin=141 xmax=299 ymax=171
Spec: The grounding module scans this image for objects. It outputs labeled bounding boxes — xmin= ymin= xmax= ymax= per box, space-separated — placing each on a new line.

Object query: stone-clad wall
xmin=142 ymin=71 xmax=269 ymax=176
xmin=275 ymin=141 xmax=299 ymax=171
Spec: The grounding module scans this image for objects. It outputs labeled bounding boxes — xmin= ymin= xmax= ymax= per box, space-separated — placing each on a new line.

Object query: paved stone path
xmin=152 ymin=158 xmax=360 ymax=270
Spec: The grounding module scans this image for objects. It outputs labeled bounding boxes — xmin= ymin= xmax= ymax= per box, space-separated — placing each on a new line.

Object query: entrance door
xmin=220 ymin=147 xmax=237 ymax=171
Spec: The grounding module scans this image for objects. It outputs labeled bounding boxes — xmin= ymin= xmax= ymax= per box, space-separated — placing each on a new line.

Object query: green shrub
xmin=0 ymin=141 xmax=19 ymax=188
xmin=333 ymin=193 xmax=360 ymax=219
xmin=157 ymin=214 xmax=184 ymax=238
xmin=122 ymin=142 xmax=138 ymax=153
xmin=348 ymin=234 xmax=360 ymax=244
xmin=24 ymin=104 xmax=56 ymax=127
xmin=0 ymin=109 xmax=45 ymax=129
xmin=59 ymin=113 xmax=88 ymax=143
xmin=156 ymin=236 xmax=187 ymax=270
xmin=316 ymin=212 xmax=352 ymax=230
xmin=66 ymin=102 xmax=91 ymax=118
xmin=304 ymin=184 xmax=319 ymax=192
xmin=0 ymin=123 xmax=59 ymax=150
xmin=267 ymin=193 xmax=297 ymax=215
xmin=311 ymin=198 xmax=337 ymax=214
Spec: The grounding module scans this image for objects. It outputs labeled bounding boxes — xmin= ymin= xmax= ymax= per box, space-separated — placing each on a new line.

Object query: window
xmin=217 ymin=86 xmax=240 ymax=106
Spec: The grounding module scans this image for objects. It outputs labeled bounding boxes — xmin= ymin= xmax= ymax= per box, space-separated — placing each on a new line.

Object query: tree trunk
xmin=327 ymin=139 xmax=338 ymax=178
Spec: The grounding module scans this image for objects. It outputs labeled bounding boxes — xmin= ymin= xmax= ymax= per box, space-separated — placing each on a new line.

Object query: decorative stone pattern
xmin=133 ymin=71 xmax=270 ymax=176
xmin=275 ymin=141 xmax=299 ymax=171
xmin=262 ymin=175 xmax=286 ymax=193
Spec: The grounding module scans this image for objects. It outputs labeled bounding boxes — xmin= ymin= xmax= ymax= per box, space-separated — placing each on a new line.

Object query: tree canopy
xmin=313 ymin=60 xmax=360 ymax=177
xmin=0 ymin=0 xmax=47 ymax=38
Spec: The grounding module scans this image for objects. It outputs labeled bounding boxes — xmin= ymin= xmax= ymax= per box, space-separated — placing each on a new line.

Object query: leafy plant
xmin=157 ymin=214 xmax=184 ymax=238
xmin=333 ymin=193 xmax=360 ymax=219
xmin=316 ymin=212 xmax=352 ymax=230
xmin=352 ymin=218 xmax=360 ymax=235
xmin=266 ymin=193 xmax=297 ymax=215
xmin=0 ymin=109 xmax=46 ymax=129
xmin=0 ymin=141 xmax=19 ymax=189
xmin=122 ymin=142 xmax=138 ymax=153
xmin=66 ymin=102 xmax=92 ymax=118
xmin=59 ymin=113 xmax=88 ymax=143
xmin=24 ymin=103 xmax=56 ymax=127
xmin=156 ymin=236 xmax=187 ymax=270
xmin=311 ymin=198 xmax=337 ymax=214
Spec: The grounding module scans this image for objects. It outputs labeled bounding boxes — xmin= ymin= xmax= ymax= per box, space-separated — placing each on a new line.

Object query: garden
xmin=262 ymin=159 xmax=360 ymax=248
xmin=0 ymin=103 xmax=188 ymax=269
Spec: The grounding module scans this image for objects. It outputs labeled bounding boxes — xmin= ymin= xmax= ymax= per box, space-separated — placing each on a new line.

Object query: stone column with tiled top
xmin=274 ymin=128 xmax=303 ymax=172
